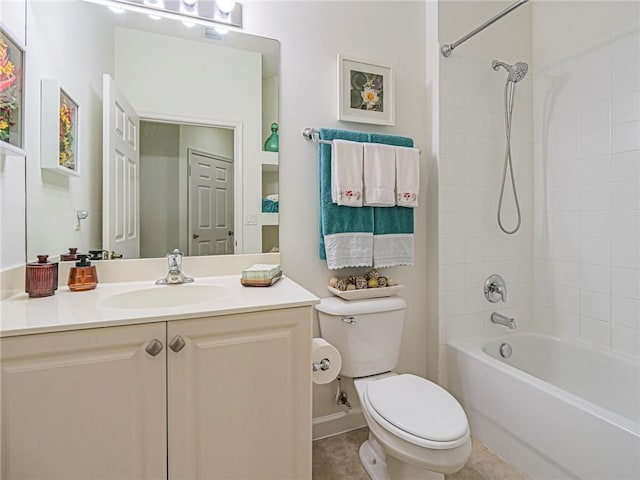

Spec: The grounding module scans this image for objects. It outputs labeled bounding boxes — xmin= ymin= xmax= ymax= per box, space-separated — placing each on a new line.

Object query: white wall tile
xmin=580 ymin=290 xmax=611 ymax=321
xmin=580 ymin=184 xmax=612 ymax=212
xmin=580 ymin=126 xmax=610 ymax=157
xmin=581 ymin=263 xmax=611 ymax=294
xmin=612 ymin=296 xmax=640 ymax=329
xmin=611 ymin=211 xmax=640 ymax=240
xmin=554 ymin=310 xmax=580 ymax=338
xmin=612 ymin=121 xmax=640 ymax=153
xmin=579 ymin=156 xmax=611 ymax=185
xmin=612 ymin=180 xmax=640 ymax=210
xmin=581 ymin=212 xmax=612 ymax=238
xmin=580 ymin=237 xmax=611 ymax=265
xmin=612 ymin=92 xmax=640 ymax=125
xmin=580 ymin=315 xmax=611 ymax=348
xmin=581 ymin=100 xmax=611 ymax=131
xmin=612 ymin=239 xmax=640 ymax=268
xmin=611 ymin=150 xmax=640 ymax=182
xmin=611 ymin=30 xmax=640 ymax=69
xmin=612 ymin=324 xmax=640 ymax=358
xmin=612 ymin=62 xmax=639 ymax=97
xmin=612 ymin=267 xmax=640 ymax=299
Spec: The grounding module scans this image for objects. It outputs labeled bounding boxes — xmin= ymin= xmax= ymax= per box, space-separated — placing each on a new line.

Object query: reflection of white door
xmin=103 ymin=74 xmax=140 ymax=259
xmin=188 ymin=150 xmax=234 ymax=255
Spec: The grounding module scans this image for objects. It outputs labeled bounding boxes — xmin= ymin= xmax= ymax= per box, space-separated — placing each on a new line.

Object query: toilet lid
xmin=367 ymin=374 xmax=468 ymax=443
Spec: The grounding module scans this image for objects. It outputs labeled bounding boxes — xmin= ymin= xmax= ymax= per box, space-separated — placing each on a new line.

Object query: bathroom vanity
xmin=0 ymin=274 xmax=318 ymax=479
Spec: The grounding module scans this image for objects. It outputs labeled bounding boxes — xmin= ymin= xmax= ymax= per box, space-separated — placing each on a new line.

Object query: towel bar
xmin=302 ymin=127 xmax=420 ymax=153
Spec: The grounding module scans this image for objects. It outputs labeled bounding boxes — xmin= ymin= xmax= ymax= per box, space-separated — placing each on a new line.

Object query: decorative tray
xmin=327 ymin=285 xmax=404 ymax=300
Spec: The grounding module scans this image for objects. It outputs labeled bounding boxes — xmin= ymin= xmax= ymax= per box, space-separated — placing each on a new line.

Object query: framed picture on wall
xmin=0 ymin=24 xmax=26 ymax=155
xmin=41 ymin=79 xmax=80 ymax=176
xmin=337 ymin=55 xmax=394 ymax=126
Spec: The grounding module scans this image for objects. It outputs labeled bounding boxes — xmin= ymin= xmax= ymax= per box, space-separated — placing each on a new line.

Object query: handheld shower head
xmin=492 ymin=60 xmax=529 ymax=83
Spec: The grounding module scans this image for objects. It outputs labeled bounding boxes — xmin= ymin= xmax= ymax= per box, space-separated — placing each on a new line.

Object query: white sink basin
xmin=102 ymin=284 xmax=230 ymax=309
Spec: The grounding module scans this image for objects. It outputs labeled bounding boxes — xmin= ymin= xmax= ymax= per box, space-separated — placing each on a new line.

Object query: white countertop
xmin=0 ymin=275 xmax=319 ymax=337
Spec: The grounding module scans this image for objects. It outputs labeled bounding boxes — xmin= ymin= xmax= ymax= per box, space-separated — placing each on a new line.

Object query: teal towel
xmin=319 ymin=128 xmax=374 ymax=268
xmin=262 ymin=198 xmax=279 ymax=213
xmin=370 ymin=133 xmax=415 ymax=267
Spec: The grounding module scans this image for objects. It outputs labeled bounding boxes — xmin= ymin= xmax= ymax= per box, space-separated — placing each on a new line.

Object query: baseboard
xmin=312 ymin=408 xmax=366 ymax=441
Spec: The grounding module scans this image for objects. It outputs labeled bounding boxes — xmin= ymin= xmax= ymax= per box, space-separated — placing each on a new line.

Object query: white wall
xmin=25 ymin=0 xmax=114 ymax=259
xmin=139 ymin=122 xmax=180 ymax=258
xmin=532 ymin=2 xmax=640 ymax=358
xmin=437 ymin=0 xmax=533 ymax=384
xmin=0 ymin=0 xmax=26 ymax=270
xmin=244 ymin=1 xmax=430 ymax=434
xmin=114 ymin=27 xmax=264 ymax=253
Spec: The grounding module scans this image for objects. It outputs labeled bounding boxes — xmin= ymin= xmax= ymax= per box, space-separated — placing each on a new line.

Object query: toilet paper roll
xmin=312 ymin=338 xmax=342 ymax=385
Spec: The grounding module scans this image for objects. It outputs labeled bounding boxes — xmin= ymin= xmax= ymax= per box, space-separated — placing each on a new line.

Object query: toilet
xmin=315 ymin=296 xmax=471 ymax=480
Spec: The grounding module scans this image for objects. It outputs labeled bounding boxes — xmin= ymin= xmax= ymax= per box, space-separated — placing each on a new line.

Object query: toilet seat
xmin=363 ymin=374 xmax=469 ymax=450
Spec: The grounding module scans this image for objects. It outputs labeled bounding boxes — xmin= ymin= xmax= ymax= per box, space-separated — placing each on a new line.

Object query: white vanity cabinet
xmin=1 ymin=307 xmax=313 ymax=480
xmin=0 ymin=322 xmax=168 ymax=479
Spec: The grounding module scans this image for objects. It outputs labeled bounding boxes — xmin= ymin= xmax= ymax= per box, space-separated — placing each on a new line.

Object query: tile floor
xmin=312 ymin=427 xmax=530 ymax=480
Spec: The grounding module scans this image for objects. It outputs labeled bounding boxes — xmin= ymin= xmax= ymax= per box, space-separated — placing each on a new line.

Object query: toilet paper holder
xmin=313 ymin=358 xmax=332 ymax=372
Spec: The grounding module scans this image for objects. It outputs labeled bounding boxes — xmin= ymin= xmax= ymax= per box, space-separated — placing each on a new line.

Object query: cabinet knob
xmin=169 ymin=335 xmax=186 ymax=353
xmin=145 ymin=338 xmax=164 ymax=356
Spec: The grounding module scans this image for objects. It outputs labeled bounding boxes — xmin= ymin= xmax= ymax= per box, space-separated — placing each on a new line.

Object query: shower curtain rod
xmin=441 ymin=0 xmax=529 ymax=58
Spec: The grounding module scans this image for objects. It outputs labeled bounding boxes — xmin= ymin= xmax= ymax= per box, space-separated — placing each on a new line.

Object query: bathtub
xmin=447 ymin=333 xmax=640 ymax=480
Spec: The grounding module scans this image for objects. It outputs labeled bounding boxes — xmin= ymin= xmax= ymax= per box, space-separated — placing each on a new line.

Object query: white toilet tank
xmin=315 ymin=296 xmax=407 ymax=378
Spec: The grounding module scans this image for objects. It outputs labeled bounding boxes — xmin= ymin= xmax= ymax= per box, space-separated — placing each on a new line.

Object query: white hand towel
xmin=395 ymin=146 xmax=420 ymax=207
xmin=332 ymin=140 xmax=364 ymax=207
xmin=363 ymin=143 xmax=396 ymax=206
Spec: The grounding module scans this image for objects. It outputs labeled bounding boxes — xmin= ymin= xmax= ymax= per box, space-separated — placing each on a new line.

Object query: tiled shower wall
xmin=532 ymin=29 xmax=640 ymax=358
xmin=438 ymin=53 xmax=534 ymax=382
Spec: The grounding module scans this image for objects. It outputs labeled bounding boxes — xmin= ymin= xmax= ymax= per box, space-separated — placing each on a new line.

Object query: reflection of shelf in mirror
xmin=259 ymin=151 xmax=278 ymax=166
xmin=261 ymin=213 xmax=278 ymax=226
xmin=0 ymin=141 xmax=26 ymax=157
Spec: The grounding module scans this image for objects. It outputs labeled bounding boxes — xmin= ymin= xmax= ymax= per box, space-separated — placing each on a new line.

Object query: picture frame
xmin=0 ymin=23 xmax=26 ymax=155
xmin=338 ymin=55 xmax=394 ymax=126
xmin=41 ymin=79 xmax=80 ymax=176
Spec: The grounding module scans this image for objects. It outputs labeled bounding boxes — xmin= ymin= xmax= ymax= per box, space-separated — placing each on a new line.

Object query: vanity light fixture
xmin=82 ymin=0 xmax=243 ymax=29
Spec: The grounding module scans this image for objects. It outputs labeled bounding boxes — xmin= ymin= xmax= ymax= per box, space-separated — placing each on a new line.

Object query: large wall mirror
xmin=25 ymin=0 xmax=279 ymax=261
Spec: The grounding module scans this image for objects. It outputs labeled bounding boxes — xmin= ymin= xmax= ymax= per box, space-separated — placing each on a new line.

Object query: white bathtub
xmin=447 ymin=333 xmax=640 ymax=480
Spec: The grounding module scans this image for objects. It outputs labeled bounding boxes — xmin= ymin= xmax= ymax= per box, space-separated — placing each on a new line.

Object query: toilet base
xmin=359 ymin=436 xmax=445 ymax=480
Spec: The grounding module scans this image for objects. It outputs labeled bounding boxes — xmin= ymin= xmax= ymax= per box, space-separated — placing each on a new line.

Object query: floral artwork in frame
xmin=0 ymin=24 xmax=25 ymax=153
xmin=338 ymin=55 xmax=394 ymax=126
xmin=58 ymin=89 xmax=78 ymax=172
xmin=41 ymin=79 xmax=79 ymax=176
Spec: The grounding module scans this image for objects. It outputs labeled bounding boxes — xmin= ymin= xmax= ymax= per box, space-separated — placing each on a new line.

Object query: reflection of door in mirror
xmin=138 ymin=121 xmax=235 ymax=259
xmin=103 ymin=74 xmax=141 ymax=259
xmin=188 ymin=150 xmax=234 ymax=257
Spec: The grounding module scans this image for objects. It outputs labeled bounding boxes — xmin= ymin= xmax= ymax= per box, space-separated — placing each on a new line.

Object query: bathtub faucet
xmin=491 ymin=312 xmax=517 ymax=329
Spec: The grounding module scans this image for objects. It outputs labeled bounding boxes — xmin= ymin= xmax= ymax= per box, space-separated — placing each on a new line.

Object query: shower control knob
xmin=485 ymin=274 xmax=507 ymax=303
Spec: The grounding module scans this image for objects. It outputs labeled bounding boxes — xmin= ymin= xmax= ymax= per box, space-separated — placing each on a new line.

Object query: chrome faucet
xmin=491 ymin=312 xmax=517 ymax=329
xmin=156 ymin=249 xmax=194 ymax=285
xmin=484 ymin=274 xmax=507 ymax=302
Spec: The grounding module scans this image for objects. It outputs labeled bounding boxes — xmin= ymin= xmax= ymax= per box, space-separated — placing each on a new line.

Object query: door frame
xmin=138 ymin=112 xmax=243 ymax=255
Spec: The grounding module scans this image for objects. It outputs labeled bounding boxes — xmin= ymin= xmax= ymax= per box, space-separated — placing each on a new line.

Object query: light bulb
xmin=216 ymin=0 xmax=235 ymax=14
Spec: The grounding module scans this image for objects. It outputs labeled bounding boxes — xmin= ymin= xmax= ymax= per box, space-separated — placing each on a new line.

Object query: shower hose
xmin=497 ymin=80 xmax=522 ymax=235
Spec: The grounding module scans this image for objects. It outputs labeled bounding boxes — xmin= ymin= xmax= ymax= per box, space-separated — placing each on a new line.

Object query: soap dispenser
xmin=68 ymin=254 xmax=98 ymax=291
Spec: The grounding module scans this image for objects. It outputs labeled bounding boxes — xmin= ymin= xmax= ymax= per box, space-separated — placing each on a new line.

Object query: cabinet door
xmin=1 ymin=322 xmax=167 ymax=479
xmin=168 ymin=307 xmax=312 ymax=479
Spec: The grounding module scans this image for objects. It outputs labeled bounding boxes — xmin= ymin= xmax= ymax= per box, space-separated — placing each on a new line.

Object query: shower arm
xmin=441 ymin=0 xmax=530 ymax=57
